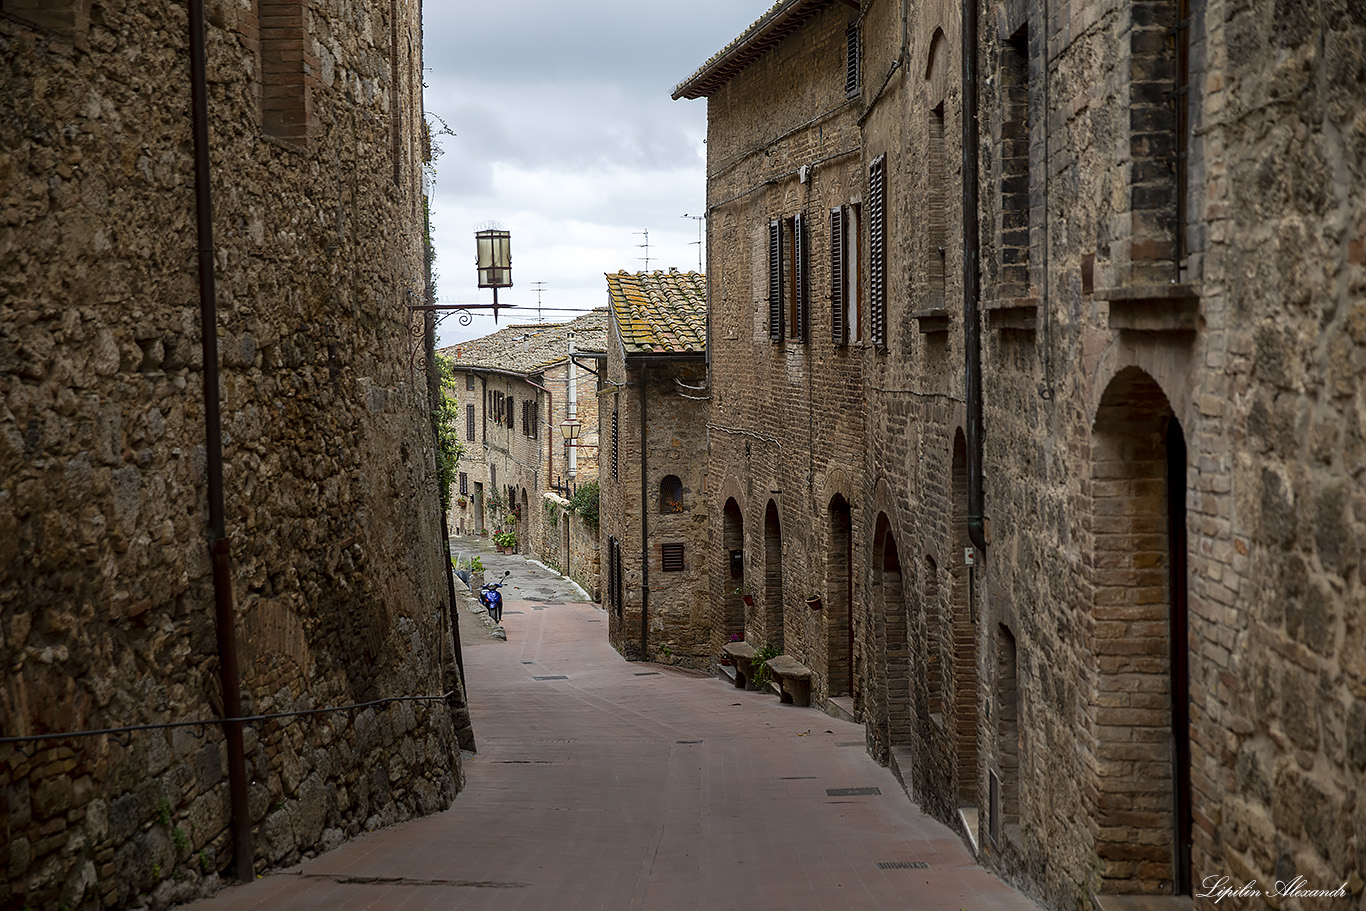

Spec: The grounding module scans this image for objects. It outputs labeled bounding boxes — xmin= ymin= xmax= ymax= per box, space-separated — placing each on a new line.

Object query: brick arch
xmin=825 ymin=493 xmax=854 ymax=696
xmin=1090 ymin=350 xmax=1196 ymax=438
xmin=721 ymin=496 xmax=746 ymax=647
xmin=763 ymin=499 xmax=785 ymax=651
xmin=871 ymin=512 xmax=910 ymax=760
xmin=1088 ymin=366 xmax=1191 ymax=897
xmin=924 ymin=27 xmax=951 ymax=105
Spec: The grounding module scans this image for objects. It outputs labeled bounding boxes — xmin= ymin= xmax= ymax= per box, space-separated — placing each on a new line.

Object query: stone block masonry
xmin=0 ymin=1 xmax=465 ymax=908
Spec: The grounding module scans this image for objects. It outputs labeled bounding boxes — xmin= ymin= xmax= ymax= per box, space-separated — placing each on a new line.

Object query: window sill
xmin=1096 ymin=283 xmax=1201 ymax=332
xmin=984 ymin=297 xmax=1038 ymax=332
xmin=911 ymin=309 xmax=952 ymax=333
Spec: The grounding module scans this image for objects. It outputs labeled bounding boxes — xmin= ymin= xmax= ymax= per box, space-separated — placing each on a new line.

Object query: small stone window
xmin=659 ymin=475 xmax=683 ymax=514
xmin=661 ymin=543 xmax=685 ymax=572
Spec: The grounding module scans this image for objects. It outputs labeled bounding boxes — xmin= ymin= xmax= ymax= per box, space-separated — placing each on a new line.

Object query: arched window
xmin=659 ymin=475 xmax=683 ymax=514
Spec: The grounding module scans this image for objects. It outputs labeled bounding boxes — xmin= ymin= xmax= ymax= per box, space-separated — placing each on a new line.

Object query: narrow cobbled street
xmin=187 ymin=537 xmax=1039 ymax=911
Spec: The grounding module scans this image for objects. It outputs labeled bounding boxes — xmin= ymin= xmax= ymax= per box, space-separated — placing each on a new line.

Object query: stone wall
xmin=532 ymin=491 xmax=600 ymax=601
xmin=692 ymin=0 xmax=1365 ymax=909
xmin=0 ymin=1 xmax=465 ymax=908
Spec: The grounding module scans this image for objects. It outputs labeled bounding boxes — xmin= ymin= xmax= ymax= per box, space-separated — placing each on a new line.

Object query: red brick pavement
xmin=187 ymin=597 xmax=1042 ymax=911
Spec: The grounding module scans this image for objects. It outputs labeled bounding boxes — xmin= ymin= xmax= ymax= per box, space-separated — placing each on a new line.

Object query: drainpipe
xmin=962 ymin=0 xmax=988 ymax=554
xmin=639 ymin=361 xmax=649 ymax=656
xmin=567 ymin=333 xmax=577 ymax=478
xmin=188 ymin=0 xmax=253 ymax=882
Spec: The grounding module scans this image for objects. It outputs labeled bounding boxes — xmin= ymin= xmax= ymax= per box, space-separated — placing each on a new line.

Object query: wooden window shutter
xmin=869 ymin=155 xmax=886 ymax=350
xmin=768 ymin=219 xmax=783 ymax=342
xmin=845 ymin=21 xmax=861 ymax=98
xmin=793 ymin=212 xmax=809 ymax=343
xmin=459 ymin=472 xmax=468 ymax=495
xmin=611 ymin=408 xmax=620 ymax=479
xmin=830 ymin=206 xmax=847 ymax=346
xmin=466 ymin=403 xmax=476 ymax=441
xmin=506 ymin=396 xmax=515 ymax=429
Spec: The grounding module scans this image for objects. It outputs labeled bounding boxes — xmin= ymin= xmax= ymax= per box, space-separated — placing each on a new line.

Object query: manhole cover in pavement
xmin=826 ymin=787 xmax=881 ymax=796
xmin=877 ymin=861 xmax=929 ymax=870
xmin=532 ymin=675 xmax=568 ymax=681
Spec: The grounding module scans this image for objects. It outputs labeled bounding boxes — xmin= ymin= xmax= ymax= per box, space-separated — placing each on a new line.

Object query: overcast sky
xmin=422 ymin=1 xmax=765 ymax=347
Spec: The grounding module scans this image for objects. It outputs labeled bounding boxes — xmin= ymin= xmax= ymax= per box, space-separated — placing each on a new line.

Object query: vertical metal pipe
xmin=187 ymin=0 xmax=253 ymax=882
xmin=962 ymin=0 xmax=988 ymax=553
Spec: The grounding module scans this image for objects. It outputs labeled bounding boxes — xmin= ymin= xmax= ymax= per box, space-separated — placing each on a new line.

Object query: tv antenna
xmin=636 ymin=229 xmax=650 ymax=272
xmin=531 ymin=281 xmax=548 ymax=322
xmin=682 ymin=214 xmax=705 ymax=272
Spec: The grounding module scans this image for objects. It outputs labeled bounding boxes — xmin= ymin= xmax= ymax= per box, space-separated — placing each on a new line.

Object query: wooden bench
xmin=722 ymin=641 xmax=758 ymax=690
xmin=765 ymin=655 xmax=812 ymax=707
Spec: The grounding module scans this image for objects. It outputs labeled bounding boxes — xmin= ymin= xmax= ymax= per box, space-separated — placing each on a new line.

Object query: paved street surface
xmin=188 ymin=538 xmax=1040 ymax=911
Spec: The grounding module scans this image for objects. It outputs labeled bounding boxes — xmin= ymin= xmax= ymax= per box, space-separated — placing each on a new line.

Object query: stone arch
xmin=925 ymin=27 xmax=950 ymax=104
xmin=763 ymin=499 xmax=785 ymax=651
xmin=1089 ymin=366 xmax=1191 ymax=896
xmin=826 ymin=494 xmax=854 ymax=697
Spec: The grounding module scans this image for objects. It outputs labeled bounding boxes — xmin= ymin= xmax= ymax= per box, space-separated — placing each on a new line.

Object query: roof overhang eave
xmin=671 ymin=0 xmax=828 ymax=100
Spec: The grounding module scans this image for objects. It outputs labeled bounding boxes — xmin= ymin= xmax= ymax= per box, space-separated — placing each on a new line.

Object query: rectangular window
xmin=830 ymin=204 xmax=863 ymax=345
xmin=845 ymin=21 xmax=861 ymax=98
xmin=466 ymin=403 xmax=476 ymax=441
xmin=868 ymin=155 xmax=887 ymax=349
xmin=459 ymin=472 xmax=468 ymax=496
xmin=506 ymin=396 xmax=515 ymax=429
xmin=466 ymin=374 xmax=475 ymax=391
xmin=661 ymin=543 xmax=685 ymax=572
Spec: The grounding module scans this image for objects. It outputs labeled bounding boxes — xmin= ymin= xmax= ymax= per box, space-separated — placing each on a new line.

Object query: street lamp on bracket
xmin=407 ymin=228 xmax=518 ymax=377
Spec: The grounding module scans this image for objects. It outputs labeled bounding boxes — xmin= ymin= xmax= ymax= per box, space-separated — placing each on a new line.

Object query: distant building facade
xmin=439 ymin=311 xmax=607 ymax=596
xmin=677 ymin=1 xmax=1366 ymax=909
xmin=0 ymin=2 xmax=465 ymax=908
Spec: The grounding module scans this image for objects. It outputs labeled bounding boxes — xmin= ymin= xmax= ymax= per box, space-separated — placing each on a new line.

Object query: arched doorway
xmin=722 ymin=498 xmax=745 ymax=643
xmin=873 ymin=513 xmax=909 ymax=754
xmin=826 ymin=496 xmax=853 ymax=696
xmin=1090 ymin=366 xmax=1191 ymax=896
xmin=951 ymin=431 xmax=979 ymax=808
xmin=763 ymin=500 xmax=784 ymax=650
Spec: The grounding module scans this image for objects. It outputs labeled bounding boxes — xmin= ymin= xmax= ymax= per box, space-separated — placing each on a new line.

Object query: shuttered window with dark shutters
xmin=845 ymin=21 xmax=861 ymax=98
xmin=768 ymin=219 xmax=783 ymax=341
xmin=466 ymin=403 xmax=476 ymax=441
xmin=868 ymin=155 xmax=886 ymax=350
xmin=459 ymin=472 xmax=468 ymax=496
xmin=792 ymin=212 xmax=809 ymax=343
xmin=611 ymin=407 xmax=620 ymax=479
xmin=831 ymin=207 xmax=846 ymax=345
xmin=506 ymin=396 xmax=515 ymax=429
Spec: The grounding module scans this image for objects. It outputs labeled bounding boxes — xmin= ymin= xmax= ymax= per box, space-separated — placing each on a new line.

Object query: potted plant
xmin=456 ymin=497 xmax=468 ymax=508
xmin=493 ymin=529 xmax=517 ymax=553
xmin=805 ymin=594 xmax=822 ymax=611
xmin=734 ymin=583 xmax=753 ymax=606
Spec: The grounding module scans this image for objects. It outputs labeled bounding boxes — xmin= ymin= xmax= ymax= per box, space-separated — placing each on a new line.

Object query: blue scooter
xmin=478 ymin=570 xmax=511 ymax=624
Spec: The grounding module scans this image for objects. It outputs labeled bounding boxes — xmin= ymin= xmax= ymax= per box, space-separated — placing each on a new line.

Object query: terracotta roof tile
xmin=605 ymin=270 xmax=707 ymax=355
xmin=436 ymin=310 xmax=608 ymax=374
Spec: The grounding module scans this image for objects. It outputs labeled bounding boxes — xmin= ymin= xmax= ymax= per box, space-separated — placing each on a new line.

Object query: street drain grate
xmin=826 ymin=787 xmax=881 ymax=797
xmin=503 ymin=611 xmax=524 ymax=615
xmin=675 ymin=740 xmax=703 ymax=744
xmin=330 ymin=875 xmax=528 ymax=888
xmin=587 ymin=619 xmax=601 ymax=622
xmin=633 ymin=672 xmax=661 ymax=676
xmin=877 ymin=861 xmax=929 ymax=870
xmin=779 ymin=776 xmax=817 ymax=780
xmin=835 ymin=741 xmax=863 ymax=747
xmin=521 ymin=661 xmax=535 ymax=665
xmin=532 ymin=675 xmax=568 ymax=681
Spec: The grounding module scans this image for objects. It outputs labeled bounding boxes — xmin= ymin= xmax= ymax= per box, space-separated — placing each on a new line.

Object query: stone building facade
xmin=0 ymin=1 xmax=468 ymax=909
xmin=439 ymin=311 xmax=606 ymax=595
xmin=678 ymin=1 xmax=1365 ymax=909
xmin=599 ymin=271 xmax=710 ymax=666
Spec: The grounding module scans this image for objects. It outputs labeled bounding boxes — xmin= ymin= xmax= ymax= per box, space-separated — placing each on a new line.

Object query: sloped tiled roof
xmin=672 ymin=0 xmax=837 ymax=100
xmin=605 ymin=271 xmax=707 ymax=355
xmin=437 ymin=309 xmax=608 ymax=375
